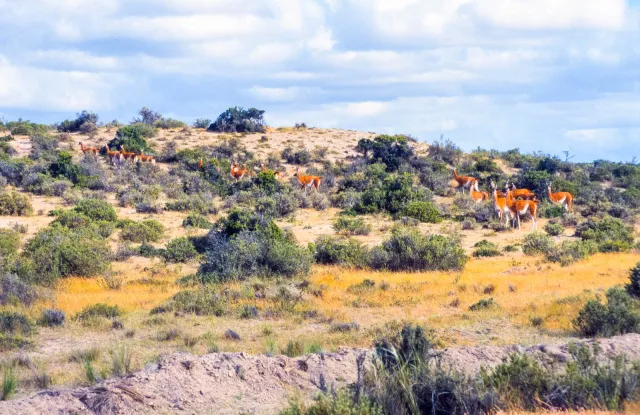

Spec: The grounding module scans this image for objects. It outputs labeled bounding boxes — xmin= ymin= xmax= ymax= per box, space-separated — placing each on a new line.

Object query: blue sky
xmin=0 ymin=0 xmax=638 ymax=162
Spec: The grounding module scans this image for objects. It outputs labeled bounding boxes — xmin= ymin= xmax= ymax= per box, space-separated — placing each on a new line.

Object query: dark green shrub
xmin=138 ymin=243 xmax=161 ymax=258
xmin=544 ymin=220 xmax=565 ymax=236
xmin=24 ymin=225 xmax=111 ymax=285
xmin=522 ymin=232 xmax=555 ymax=256
xmin=106 ymin=124 xmax=154 ymax=155
xmin=75 ymin=303 xmax=121 ymax=321
xmin=627 ymin=262 xmax=640 ymax=298
xmin=134 ymin=106 xmax=162 ymax=125
xmin=182 ymin=213 xmax=213 ymax=229
xmin=215 ymin=209 xmax=263 ymax=237
xmin=0 ymin=230 xmax=20 ymax=258
xmin=193 ymin=119 xmax=211 ymax=129
xmin=254 ymin=171 xmax=279 ymax=194
xmin=281 ymin=147 xmax=311 ymax=165
xmin=313 ymin=236 xmax=370 ymax=267
xmin=364 ymin=135 xmax=414 ymax=172
xmin=208 ymin=107 xmax=266 ymax=133
xmin=57 ymin=110 xmax=99 ymax=133
xmin=370 ymin=227 xmax=467 ymax=271
xmin=517 ymin=169 xmax=551 ymax=197
xmin=333 ymin=216 xmax=371 ymax=236
xmin=575 ymin=216 xmax=634 ymax=252
xmin=573 ymin=287 xmax=640 ymax=337
xmin=427 ymin=138 xmax=463 ymax=165
xmin=0 ymin=311 xmax=34 ymax=335
xmin=375 ymin=324 xmax=434 ymax=370
xmin=38 ymin=309 xmax=65 ymax=327
xmin=162 ymin=237 xmax=198 ymax=263
xmin=401 ymin=201 xmax=442 ymax=223
xmin=73 ymin=199 xmax=117 ymax=222
xmin=0 ymin=192 xmax=33 ymax=216
xmin=154 ymin=118 xmax=186 ymax=129
xmin=546 ymin=240 xmax=598 ymax=266
xmin=120 ymin=220 xmax=165 ymax=243
xmin=472 ymin=240 xmax=501 ymax=257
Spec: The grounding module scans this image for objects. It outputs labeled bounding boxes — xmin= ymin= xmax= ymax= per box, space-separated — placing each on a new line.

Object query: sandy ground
xmin=2 ymin=334 xmax=640 ymax=415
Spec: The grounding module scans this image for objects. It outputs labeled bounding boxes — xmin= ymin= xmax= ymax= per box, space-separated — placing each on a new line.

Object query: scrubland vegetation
xmin=0 ymin=106 xmax=639 ymax=413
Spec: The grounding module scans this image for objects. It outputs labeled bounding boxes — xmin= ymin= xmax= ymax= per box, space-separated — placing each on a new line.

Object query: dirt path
xmin=3 ymin=334 xmax=640 ymax=415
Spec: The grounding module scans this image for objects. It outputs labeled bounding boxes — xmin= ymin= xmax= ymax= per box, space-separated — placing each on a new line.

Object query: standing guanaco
xmin=548 ymin=185 xmax=573 ymax=212
xmin=103 ymin=145 xmax=123 ymax=166
xmin=506 ymin=185 xmax=539 ymax=231
xmin=295 ymin=167 xmax=321 ymax=193
xmin=469 ymin=180 xmax=489 ymax=204
xmin=490 ymin=181 xmax=511 ymax=225
xmin=120 ymin=146 xmax=138 ymax=163
xmin=231 ymin=163 xmax=248 ymax=180
xmin=510 ymin=183 xmax=536 ymax=200
xmin=79 ymin=142 xmax=98 ymax=157
xmin=452 ymin=169 xmax=477 ymax=194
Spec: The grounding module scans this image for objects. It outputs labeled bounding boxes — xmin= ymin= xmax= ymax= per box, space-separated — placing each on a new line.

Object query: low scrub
xmin=314 ymin=236 xmax=370 ymax=267
xmin=370 ymin=227 xmax=467 ymax=272
xmin=575 ymin=216 xmax=634 ymax=252
xmin=182 ymin=213 xmax=213 ymax=229
xmin=120 ymin=220 xmax=165 ymax=243
xmin=162 ymin=237 xmax=198 ymax=263
xmin=75 ymin=303 xmax=121 ymax=321
xmin=152 ymin=287 xmax=229 ymax=316
xmin=543 ymin=220 xmax=565 ymax=236
xmin=0 ymin=191 xmax=33 ymax=216
xmin=573 ymin=287 xmax=640 ymax=337
xmin=0 ymin=311 xmax=34 ymax=336
xmin=522 ymin=232 xmax=555 ymax=256
xmin=38 ymin=309 xmax=66 ymax=327
xmin=472 ymin=240 xmax=501 ymax=257
xmin=0 ymin=273 xmax=37 ymax=306
xmin=333 ymin=216 xmax=371 ymax=236
xmin=401 ymin=201 xmax=442 ymax=223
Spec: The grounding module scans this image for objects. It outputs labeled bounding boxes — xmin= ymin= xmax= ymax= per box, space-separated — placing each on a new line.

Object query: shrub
xmin=162 ymin=237 xmax=198 ymax=263
xmin=333 ymin=216 xmax=371 ymax=236
xmin=472 ymin=240 xmax=501 ymax=257
xmin=134 ymin=106 xmax=162 ymax=125
xmin=38 ymin=309 xmax=66 ymax=327
xmin=427 ymin=138 xmax=463 ymax=165
xmin=281 ymin=147 xmax=311 ymax=165
xmin=575 ymin=216 xmax=634 ymax=252
xmin=546 ymin=240 xmax=598 ymax=266
xmin=154 ymin=118 xmax=186 ymax=129
xmin=544 ymin=220 xmax=565 ymax=236
xmin=573 ymin=287 xmax=640 ymax=337
xmin=0 ymin=230 xmax=20 ymax=258
xmin=313 ymin=236 xmax=370 ymax=267
xmin=199 ymin=221 xmax=312 ymax=283
xmin=208 ymin=107 xmax=266 ymax=133
xmin=57 ymin=110 xmax=99 ymax=133
xmin=120 ymin=220 xmax=165 ymax=243
xmin=401 ymin=201 xmax=442 ymax=223
xmin=73 ymin=199 xmax=117 ymax=222
xmin=106 ymin=124 xmax=154 ymax=155
xmin=370 ymin=227 xmax=467 ymax=271
xmin=0 ymin=192 xmax=33 ymax=216
xmin=75 ymin=303 xmax=121 ymax=321
xmin=182 ymin=213 xmax=213 ymax=229
xmin=522 ymin=232 xmax=555 ymax=256
xmin=627 ymin=262 xmax=640 ymax=298
xmin=469 ymin=297 xmax=500 ymax=311
xmin=193 ymin=118 xmax=212 ymax=129
xmin=0 ymin=311 xmax=34 ymax=335
xmin=153 ymin=287 xmax=229 ymax=316
xmin=24 ymin=226 xmax=111 ymax=285
xmin=0 ymin=274 xmax=37 ymax=306
xmin=362 ymin=135 xmax=414 ymax=172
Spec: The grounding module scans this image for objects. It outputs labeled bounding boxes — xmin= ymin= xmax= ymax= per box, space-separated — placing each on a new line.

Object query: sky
xmin=0 ymin=0 xmax=639 ymax=162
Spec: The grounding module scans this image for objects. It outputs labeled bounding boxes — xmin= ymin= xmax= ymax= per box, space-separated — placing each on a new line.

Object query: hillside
xmin=0 ymin=113 xmax=638 ymax=414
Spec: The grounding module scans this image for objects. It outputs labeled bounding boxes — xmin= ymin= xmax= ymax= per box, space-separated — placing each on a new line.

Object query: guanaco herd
xmin=79 ymin=142 xmax=156 ymax=166
xmin=452 ymin=169 xmax=574 ymax=231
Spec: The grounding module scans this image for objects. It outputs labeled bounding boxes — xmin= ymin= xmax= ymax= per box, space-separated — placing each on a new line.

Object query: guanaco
xmin=452 ymin=169 xmax=477 ymax=194
xmin=103 ymin=145 xmax=123 ymax=166
xmin=469 ymin=180 xmax=489 ymax=204
xmin=198 ymin=158 xmax=204 ymax=170
xmin=231 ymin=163 xmax=248 ymax=180
xmin=295 ymin=167 xmax=321 ymax=193
xmin=506 ymin=186 xmax=539 ymax=231
xmin=509 ymin=183 xmax=536 ymax=200
xmin=139 ymin=151 xmax=156 ymax=164
xmin=120 ymin=146 xmax=137 ymax=163
xmin=79 ymin=142 xmax=98 ymax=157
xmin=548 ymin=185 xmax=573 ymax=212
xmin=490 ymin=181 xmax=511 ymax=225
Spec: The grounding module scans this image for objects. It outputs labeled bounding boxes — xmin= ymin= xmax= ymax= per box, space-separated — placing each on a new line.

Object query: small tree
xmin=627 ymin=262 xmax=640 ymax=298
xmin=134 ymin=107 xmax=162 ymax=125
xmin=208 ymin=107 xmax=266 ymax=133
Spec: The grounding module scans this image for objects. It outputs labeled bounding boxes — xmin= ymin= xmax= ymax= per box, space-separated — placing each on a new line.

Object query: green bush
xmin=0 ymin=274 xmax=37 ymax=306
xmin=0 ymin=192 xmax=33 ymax=216
xmin=333 ymin=217 xmax=371 ymax=236
xmin=0 ymin=311 xmax=34 ymax=335
xmin=546 ymin=240 xmax=598 ymax=266
xmin=573 ymin=287 xmax=640 ymax=337
xmin=152 ymin=287 xmax=229 ymax=316
xmin=370 ymin=227 xmax=467 ymax=271
xmin=38 ymin=309 xmax=65 ymax=327
xmin=522 ymin=232 xmax=555 ymax=256
xmin=120 ymin=220 xmax=165 ymax=243
xmin=469 ymin=297 xmax=500 ymax=311
xmin=314 ymin=236 xmax=370 ymax=267
xmin=575 ymin=216 xmax=634 ymax=252
xmin=162 ymin=237 xmax=198 ymax=263
xmin=0 ymin=230 xmax=21 ymax=258
xmin=57 ymin=111 xmax=99 ymax=133
xmin=193 ymin=119 xmax=212 ymax=129
xmin=24 ymin=225 xmax=111 ymax=285
xmin=106 ymin=124 xmax=154 ymax=155
xmin=401 ymin=201 xmax=442 ymax=223
xmin=627 ymin=262 xmax=640 ymax=298
xmin=208 ymin=107 xmax=266 ymax=133
xmin=182 ymin=213 xmax=213 ymax=229
xmin=73 ymin=199 xmax=117 ymax=222
xmin=281 ymin=147 xmax=311 ymax=165
xmin=154 ymin=118 xmax=187 ymax=129
xmin=544 ymin=220 xmax=565 ymax=236
xmin=75 ymin=303 xmax=121 ymax=321
xmin=472 ymin=240 xmax=501 ymax=257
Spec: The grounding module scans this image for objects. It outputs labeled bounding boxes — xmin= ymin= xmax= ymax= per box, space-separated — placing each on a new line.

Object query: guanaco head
xmin=294 ymin=166 xmax=300 ymax=176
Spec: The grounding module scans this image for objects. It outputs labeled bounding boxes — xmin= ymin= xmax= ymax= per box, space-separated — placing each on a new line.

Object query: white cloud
xmin=0 ymin=56 xmax=130 ymax=111
xmin=27 ymin=50 xmax=121 ymax=70
xmin=248 ymin=86 xmax=322 ymax=102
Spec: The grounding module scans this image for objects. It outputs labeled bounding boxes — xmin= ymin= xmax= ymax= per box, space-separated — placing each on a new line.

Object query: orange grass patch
xmin=310 ymin=253 xmax=640 ymax=335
